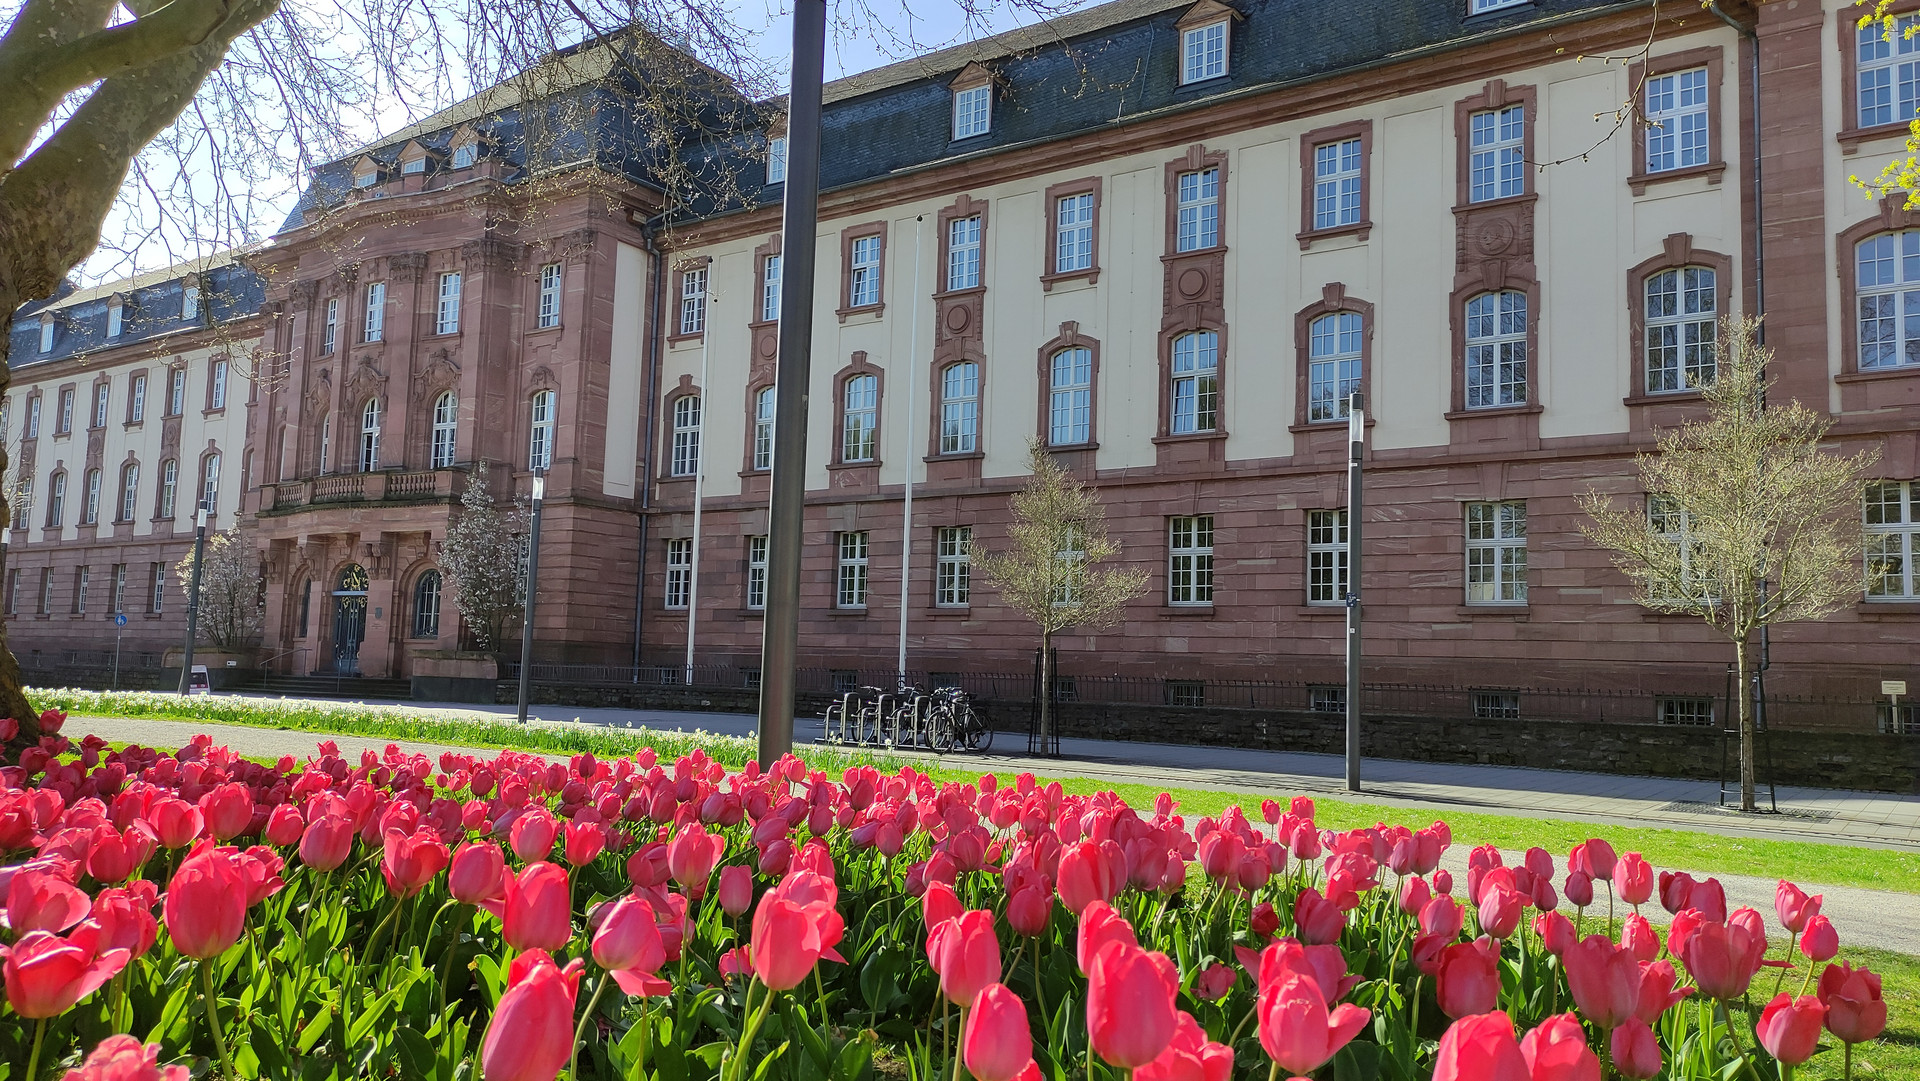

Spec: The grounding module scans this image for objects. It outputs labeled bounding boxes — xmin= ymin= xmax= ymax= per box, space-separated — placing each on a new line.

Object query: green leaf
xmin=749 ymin=1040 xmax=792 ymax=1081
xmin=1331 ymin=1039 xmax=1384 ymax=1081
xmin=394 ymin=1026 xmax=439 ymax=1081
xmin=833 ymin=1031 xmax=875 ymax=1081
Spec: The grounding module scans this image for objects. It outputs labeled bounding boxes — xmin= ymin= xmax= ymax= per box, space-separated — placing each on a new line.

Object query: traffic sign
xmin=115 ymin=613 xmax=127 ymax=627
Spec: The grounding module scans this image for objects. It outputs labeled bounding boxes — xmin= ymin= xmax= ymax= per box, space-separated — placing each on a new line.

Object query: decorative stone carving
xmin=287 ymin=281 xmax=318 ymax=307
xmin=344 ymin=358 xmax=388 ymax=405
xmin=304 ymin=369 xmax=333 ymax=420
xmin=413 ymin=349 xmax=461 ymax=399
xmin=330 ymin=264 xmax=359 ymax=288
xmin=389 ymin=252 xmax=428 ymax=284
xmin=461 ymin=236 xmax=524 ymax=271
xmin=525 ymin=364 xmax=558 ymax=391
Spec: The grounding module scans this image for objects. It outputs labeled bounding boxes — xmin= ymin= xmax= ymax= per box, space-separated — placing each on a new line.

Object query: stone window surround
xmin=750 ymin=234 xmax=783 ymax=327
xmin=667 ymin=255 xmax=713 ymax=344
xmin=1623 ymin=232 xmax=1735 ymax=405
xmin=124 ymin=369 xmax=149 ymax=427
xmin=114 ymin=455 xmax=141 ymax=525
xmin=740 ymin=380 xmax=776 ymax=477
xmin=54 ymin=383 xmax=76 ymax=436
xmin=837 ymin=220 xmax=888 ymax=321
xmin=1837 ymin=0 xmax=1920 ymax=154
xmin=1041 ymin=177 xmax=1103 ymax=290
xmin=1157 ymin=326 xmax=1229 ymax=442
xmin=1445 ymin=269 xmax=1543 ymax=420
xmin=1297 ymin=118 xmax=1374 ymax=249
xmin=949 ymin=62 xmax=994 ymax=142
xmin=1453 ymin=79 xmax=1538 ymax=210
xmin=204 ymin=356 xmax=229 ymax=415
xmin=1627 ymin=45 xmax=1727 ymax=195
xmin=1175 ymin=0 xmax=1240 ymax=86
xmin=830 ymin=352 xmax=885 ymax=470
xmin=659 ymin=374 xmax=703 ymax=483
xmin=1290 ymin=283 xmax=1377 ymax=434
xmin=936 ymin=194 xmax=990 ymax=297
xmin=1035 ymin=321 xmax=1102 ymax=450
xmin=1837 ymin=195 xmax=1920 ymax=383
xmin=88 ymin=377 xmax=111 ymax=431
xmin=1164 ymin=146 xmax=1228 ymax=257
xmin=927 ymin=355 xmax=985 ymax=462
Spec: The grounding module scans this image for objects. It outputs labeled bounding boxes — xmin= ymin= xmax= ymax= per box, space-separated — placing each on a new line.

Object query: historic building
xmin=9 ymin=0 xmax=1919 ymax=715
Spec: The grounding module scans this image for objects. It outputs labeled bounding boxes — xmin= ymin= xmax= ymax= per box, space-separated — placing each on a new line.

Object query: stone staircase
xmin=249 ymin=674 xmax=416 ymax=701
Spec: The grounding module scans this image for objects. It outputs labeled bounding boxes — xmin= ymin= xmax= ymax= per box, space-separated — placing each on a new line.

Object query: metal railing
xmin=257 ymin=645 xmax=311 ymax=677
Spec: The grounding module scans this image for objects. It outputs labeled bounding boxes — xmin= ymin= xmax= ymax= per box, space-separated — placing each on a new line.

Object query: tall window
xmin=318 ymin=414 xmax=332 ymax=475
xmin=947 ymin=216 xmax=982 ymax=291
xmin=1469 ymin=104 xmax=1526 ymax=203
xmin=26 ymin=397 xmax=39 ymax=438
xmin=762 ymin=254 xmax=783 ymax=321
xmin=201 ymin=454 xmax=220 ymax=516
xmin=119 ymin=463 xmax=139 ymax=522
xmin=431 ymin=391 xmax=458 ymax=468
xmin=1307 ymin=509 xmax=1349 ymax=606
xmin=1308 ymin=312 xmax=1363 ymax=422
xmin=679 ymin=267 xmax=707 ymax=335
xmin=1649 ymin=496 xmax=1714 ymax=598
xmin=940 ymin=363 xmax=979 ymax=454
xmin=107 ymin=302 xmax=123 ymax=339
xmin=210 ymin=359 xmax=228 ymax=409
xmin=57 ymin=388 xmax=73 ymax=433
xmin=1857 ymin=231 xmax=1920 ymax=370
xmin=671 ymin=395 xmax=702 ymax=477
xmin=150 ymin=563 xmax=166 ymax=613
xmin=182 ymin=284 xmax=200 ymax=321
xmin=82 ymin=468 xmax=100 ymax=525
xmin=322 ymin=298 xmax=338 ymax=353
xmin=74 ymin=567 xmax=88 ymax=615
xmin=1055 ymin=192 xmax=1094 ymax=274
xmin=38 ymin=569 xmax=51 ymax=614
xmin=529 ymin=390 xmax=555 ymax=471
xmin=766 ymin=135 xmax=788 ymax=183
xmin=836 ymin=532 xmax=869 ymax=609
xmin=1049 ymin=347 xmax=1093 ymax=446
xmin=753 ymin=387 xmax=775 ymax=471
xmin=1168 ymin=516 xmax=1215 ymax=606
xmin=1867 ymin=481 xmax=1920 ymax=600
xmin=296 ymin=578 xmax=311 ymax=636
xmin=937 ymin=526 xmax=972 ymax=607
xmin=359 ymin=399 xmax=381 ymax=472
xmin=130 ymin=375 xmax=146 ymax=423
xmin=413 ymin=571 xmax=442 ymax=638
xmin=1644 ymin=67 xmax=1710 ymax=174
xmin=38 ymin=316 xmax=53 ymax=353
xmin=1313 ymin=138 xmax=1364 ymax=230
xmin=92 ymin=384 xmax=109 ymax=428
xmin=1170 ymin=330 xmax=1219 ymax=434
xmin=952 ymin=85 xmax=991 ymax=139
xmin=537 ymin=264 xmax=563 ymax=328
xmin=1181 ymin=22 xmax=1227 ymax=84
xmin=1176 ymin=168 xmax=1219 ymax=252
xmin=664 ymin=538 xmax=693 ymax=609
xmin=5 ymin=570 xmax=16 ymax=616
xmin=1858 ymin=14 xmax=1920 ymax=128
xmin=168 ymin=368 xmax=186 ymax=416
xmin=842 ymin=374 xmax=877 ymax=463
xmin=849 ymin=236 xmax=882 ymax=308
xmin=47 ymin=471 xmax=66 ymax=527
xmin=1465 ymin=291 xmax=1529 ymax=408
xmin=1645 ymin=266 xmax=1718 ymax=392
xmin=1466 ymin=501 xmax=1528 ymax=605
xmin=436 ymin=272 xmax=462 ymax=334
xmin=111 ymin=564 xmax=126 ymax=616
xmin=746 ymin=535 xmax=769 ymax=609
xmin=364 ymin=281 xmax=386 ymax=342
xmin=158 ymin=459 xmax=177 ymax=519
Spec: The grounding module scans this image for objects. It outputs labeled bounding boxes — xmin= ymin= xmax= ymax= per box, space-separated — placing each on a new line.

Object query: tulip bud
xmin=1799 ymin=915 xmax=1839 ymax=963
xmin=717 ymin=865 xmax=752 ymax=917
xmin=1611 ymin=1018 xmax=1663 ymax=1080
xmin=963 ymin=984 xmax=1034 ymax=1081
xmin=1757 ymin=993 xmax=1827 ymax=1066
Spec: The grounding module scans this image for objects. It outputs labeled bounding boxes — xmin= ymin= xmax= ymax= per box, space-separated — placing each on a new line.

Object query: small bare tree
xmin=176 ymin=525 xmax=264 ymax=651
xmin=971 ymin=440 xmax=1148 ymax=749
xmin=1580 ymin=317 xmax=1879 ymax=811
xmin=437 ymin=463 xmax=531 ymax=653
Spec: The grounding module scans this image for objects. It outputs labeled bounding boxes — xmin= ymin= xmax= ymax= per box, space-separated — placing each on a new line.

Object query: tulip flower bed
xmin=0 ymin=710 xmax=1898 ymax=1081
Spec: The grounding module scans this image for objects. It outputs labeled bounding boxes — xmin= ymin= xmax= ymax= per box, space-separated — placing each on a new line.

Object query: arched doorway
xmin=332 ymin=563 xmax=370 ymax=674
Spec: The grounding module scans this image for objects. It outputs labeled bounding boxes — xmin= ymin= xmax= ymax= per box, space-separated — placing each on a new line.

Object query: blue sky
xmin=748 ymin=0 xmax=1056 ymax=81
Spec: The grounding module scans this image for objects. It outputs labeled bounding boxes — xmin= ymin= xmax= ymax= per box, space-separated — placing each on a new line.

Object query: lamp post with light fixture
xmin=176 ymin=503 xmax=209 ymax=695
xmin=1344 ymin=391 xmax=1365 ymax=792
xmin=516 ymin=470 xmax=547 ymax=724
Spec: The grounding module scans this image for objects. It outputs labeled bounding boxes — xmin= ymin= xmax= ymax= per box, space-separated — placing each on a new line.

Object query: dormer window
xmin=37 ymin=316 xmax=54 ymax=353
xmin=451 ymin=130 xmax=479 ymax=169
xmin=106 ymin=296 xmax=124 ymax=339
xmin=1469 ymin=0 xmax=1529 ymax=12
xmin=182 ymin=282 xmax=200 ymax=321
xmin=1176 ymin=2 xmax=1237 ymax=86
xmin=953 ymin=85 xmax=990 ymax=139
xmin=401 ymin=155 xmax=426 ymax=175
xmin=351 ymin=157 xmax=379 ymax=188
xmin=767 ymin=135 xmax=788 ymax=184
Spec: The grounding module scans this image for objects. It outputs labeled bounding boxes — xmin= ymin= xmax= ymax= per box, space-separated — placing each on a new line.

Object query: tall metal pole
xmin=757 ymin=0 xmax=827 ymax=769
xmin=516 ymin=471 xmax=547 ymax=723
xmin=685 ymin=297 xmax=712 ymax=685
xmin=895 ymin=217 xmax=924 ymax=684
xmin=176 ymin=505 xmax=208 ymax=695
xmin=1344 ymin=392 xmax=1365 ymax=792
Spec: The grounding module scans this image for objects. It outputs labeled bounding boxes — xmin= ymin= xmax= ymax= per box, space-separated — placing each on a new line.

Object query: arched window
xmin=1169 ymin=331 xmax=1218 ymax=434
xmin=296 ymin=578 xmax=312 ymax=637
xmin=201 ymin=453 xmax=221 ymax=516
xmin=412 ymin=570 xmax=442 ymax=638
xmin=752 ymin=386 xmax=775 ymax=471
xmin=1308 ymin=312 xmax=1364 ymax=422
xmin=842 ymin=374 xmax=878 ymax=462
xmin=671 ymin=394 xmax=702 ymax=477
xmin=1049 ymin=347 xmax=1093 ymax=447
xmin=529 ymin=390 xmax=555 ymax=471
xmin=318 ymin=413 xmax=332 ymax=475
xmin=1645 ymin=266 xmax=1717 ymax=392
xmin=158 ymin=459 xmax=178 ymax=519
xmin=1858 ymin=231 xmax=1920 ymax=370
xmin=47 ymin=471 xmax=66 ymax=527
xmin=119 ymin=462 xmax=139 ymax=522
xmin=1465 ymin=291 xmax=1528 ymax=408
xmin=82 ymin=468 xmax=101 ymax=525
xmin=431 ymin=391 xmax=458 ymax=468
xmin=359 ymin=399 xmax=380 ymax=472
xmin=940 ymin=362 xmax=979 ymax=454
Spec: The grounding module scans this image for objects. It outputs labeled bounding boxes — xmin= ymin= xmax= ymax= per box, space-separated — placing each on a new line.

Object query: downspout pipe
xmin=633 ymin=211 xmax=668 ymax=674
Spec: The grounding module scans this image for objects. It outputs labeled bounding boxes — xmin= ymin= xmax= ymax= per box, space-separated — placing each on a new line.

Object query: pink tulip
xmin=930 ymin=910 xmax=1002 ymax=1006
xmin=1775 ymin=880 xmax=1821 ymax=935
xmin=1057 ymin=841 xmax=1120 ymax=916
xmin=1617 ymin=853 xmax=1653 ymax=907
xmin=1087 ymin=940 xmax=1178 ymax=1068
xmin=1611 ymin=1018 xmax=1663 ymax=1080
xmin=1519 ymin=1013 xmax=1601 ymax=1081
xmin=162 ymin=846 xmax=247 ymax=958
xmin=1077 ymin=901 xmax=1138 ymax=974
xmin=1564 ymin=935 xmax=1640 ymax=1029
xmin=1432 ymin=1012 xmax=1529 ymax=1081
xmin=1819 ymin=962 xmax=1888 ymax=1044
xmin=667 ymin=822 xmax=725 ymax=899
xmin=57 ymin=1034 xmax=189 ymax=1080
xmin=717 ymin=866 xmax=753 ymax=917
xmin=1256 ymin=970 xmax=1370 ymax=1075
xmin=963 ymin=983 xmax=1034 ymax=1081
xmin=1634 ymin=959 xmax=1693 ymax=1025
xmin=198 ymin=784 xmax=254 ymax=842
xmin=449 ymin=841 xmax=508 ymax=906
xmin=1194 ymin=962 xmax=1236 ymax=1001
xmin=1 ymin=926 xmax=129 ymax=1017
xmin=592 ymin=897 xmax=669 ymax=996
xmin=749 ymin=891 xmax=832 ymax=990
xmin=1799 ymin=915 xmax=1839 ymax=963
xmin=1619 ymin=915 xmax=1659 ymax=963
xmin=562 ymin=820 xmax=605 ymax=867
xmin=509 ymin=809 xmax=558 ymax=862
xmin=1682 ymin=913 xmax=1767 ymax=1000
xmin=146 ymin=799 xmax=204 ymax=849
xmin=298 ymin=815 xmax=354 ymax=871
xmin=1137 ymin=1011 xmax=1233 ymax=1081
xmin=264 ymin=805 xmax=306 ymax=847
xmin=6 ymin=867 xmax=90 ymax=933
xmin=1478 ymin=882 xmax=1523 ymax=940
xmin=479 ymin=949 xmax=583 ymax=1081
xmin=1535 ymin=911 xmax=1576 ymax=957
xmin=381 ymin=828 xmax=450 ymax=898
xmin=83 ymin=883 xmax=159 ymax=961
xmin=1007 ymin=884 xmax=1051 ymax=938
xmin=1756 ymin=994 xmax=1826 ymax=1066
xmin=1293 ymin=887 xmax=1345 ymax=945
xmin=85 ymin=824 xmax=155 ymax=884
xmin=1436 ymin=939 xmax=1501 ymax=1019
xmin=501 ymin=861 xmax=572 ymax=953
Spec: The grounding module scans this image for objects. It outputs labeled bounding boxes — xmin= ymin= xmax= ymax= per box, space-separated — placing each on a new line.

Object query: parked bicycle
xmin=819 ymin=682 xmax=992 ymax=753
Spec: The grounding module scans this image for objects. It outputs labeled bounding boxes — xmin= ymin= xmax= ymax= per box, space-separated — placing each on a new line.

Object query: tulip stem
xmin=1774 ymin=933 xmax=1797 ymax=998
xmin=437 ymin=904 xmax=469 ymax=1015
xmin=1844 ymin=1041 xmax=1853 ymax=1080
xmin=570 ymin=973 xmax=612 ymax=1081
xmin=1718 ymin=999 xmax=1763 ymax=1081
xmin=1226 ymin=1003 xmax=1257 ymax=1048
xmin=1266 ymin=1060 xmax=1281 ymax=1081
xmin=1030 ymin=938 xmax=1049 ymax=1025
xmin=23 ymin=1018 xmax=44 ymax=1081
xmin=728 ymin=981 xmax=774 ymax=1081
xmin=201 ymin=959 xmax=240 ymax=1081
xmin=1797 ymin=961 xmax=1817 ymax=999
xmin=951 ymin=1005 xmax=969 ymax=1081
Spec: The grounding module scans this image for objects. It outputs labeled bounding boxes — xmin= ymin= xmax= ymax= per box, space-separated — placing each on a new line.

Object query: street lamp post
xmin=1344 ymin=392 xmax=1365 ymax=792
xmin=516 ymin=471 xmax=547 ymax=724
xmin=176 ymin=504 xmax=209 ymax=695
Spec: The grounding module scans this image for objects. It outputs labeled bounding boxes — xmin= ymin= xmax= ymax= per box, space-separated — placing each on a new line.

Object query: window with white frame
xmin=322 ymin=298 xmax=338 ymax=353
xmin=762 ymin=254 xmax=782 ymax=321
xmin=352 ymin=161 xmax=378 ymax=188
xmin=25 ymin=397 xmax=38 ymax=438
xmin=150 ymin=562 xmax=166 ymax=612
xmin=1313 ymin=138 xmax=1364 ymax=230
xmin=119 ymin=463 xmax=139 ymax=522
xmin=37 ymin=314 xmax=57 ymax=353
xmin=210 ymin=359 xmax=228 ymax=410
xmin=529 ymin=390 xmax=556 ymax=471
xmin=158 ymin=459 xmax=177 ymax=519
xmin=947 ymin=216 xmax=982 ymax=291
xmin=359 ymin=399 xmax=381 ymax=472
xmin=436 ymin=272 xmax=462 ymax=334
xmin=107 ymin=302 xmax=123 ymax=339
xmin=182 ymin=284 xmax=199 ymax=321
xmin=671 ymin=395 xmax=702 ymax=477
xmin=664 ymin=538 xmax=692 ymax=609
xmin=1858 ymin=14 xmax=1920 ymax=128
xmin=1308 ymin=312 xmax=1363 ymax=422
xmin=400 ymin=153 xmax=426 ymax=175
xmin=746 ymin=535 xmax=769 ymax=609
xmin=1649 ymin=495 xmax=1716 ymax=599
xmin=766 ymin=135 xmax=788 ymax=183
xmin=753 ymin=386 xmax=775 ymax=471
xmin=1181 ymin=22 xmax=1227 ymax=84
xmin=836 ymin=531 xmax=869 ymax=608
xmin=318 ymin=414 xmax=332 ymax=475
xmin=1310 ymin=686 xmax=1346 ymax=714
xmin=74 ymin=566 xmax=88 ymax=614
xmin=1644 ymin=67 xmax=1710 ymax=174
xmin=168 ymin=368 xmax=185 ymax=416
xmin=201 ymin=453 xmax=220 ymax=516
xmin=849 ymin=235 xmax=882 ymax=308
xmin=1867 ymin=481 xmax=1920 ymax=599
xmin=413 ymin=571 xmax=441 ymax=637
xmin=1645 ymin=266 xmax=1718 ymax=392
xmin=111 ymin=564 xmax=126 ymax=616
xmin=452 ymin=135 xmax=478 ymax=168
xmin=940 ymin=362 xmax=978 ymax=454
xmin=952 ymin=85 xmax=991 ymax=139
xmin=1470 ymin=0 xmax=1530 ymax=12
xmin=57 ymin=388 xmax=73 ymax=433
xmin=1473 ymin=691 xmax=1521 ymax=719
xmin=1168 ymin=515 xmax=1214 ymax=606
xmin=1170 ymin=330 xmax=1219 ymax=434
xmin=92 ymin=384 xmax=109 ymax=428
xmin=1049 ymin=346 xmax=1092 ymax=446
xmin=1055 ymin=192 xmax=1094 ymax=274
xmin=1857 ymin=231 xmax=1920 ymax=370
xmin=48 ymin=471 xmax=66 ymax=527
xmin=37 ymin=569 xmax=50 ymax=614
xmin=5 ymin=569 xmax=17 ymax=615
xmin=679 ymin=267 xmax=707 ymax=335
xmin=364 ymin=281 xmax=385 ymax=342
xmin=936 ymin=526 xmax=972 ymax=607
xmin=537 ymin=264 xmax=563 ymax=329
xmin=431 ymin=391 xmax=458 ymax=468
xmin=1658 ymin=698 xmax=1715 ymax=727
xmin=1466 ymin=501 xmax=1528 ymax=604
xmin=1307 ymin=509 xmax=1349 ymax=606
xmin=80 ymin=468 xmax=100 ymax=525
xmin=842 ymin=374 xmax=877 ymax=463
xmin=130 ymin=375 xmax=146 ymax=423
xmin=1469 ymin=104 xmax=1526 ymax=203
xmin=1176 ymin=167 xmax=1219 ymax=252
xmin=1465 ymin=290 xmax=1529 ymax=407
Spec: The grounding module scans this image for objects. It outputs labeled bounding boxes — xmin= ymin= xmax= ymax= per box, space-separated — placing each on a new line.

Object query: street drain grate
xmin=1654 ymin=800 xmax=1837 ymax=823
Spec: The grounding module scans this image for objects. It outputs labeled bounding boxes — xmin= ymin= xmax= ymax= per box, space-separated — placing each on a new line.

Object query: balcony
xmin=259 ymin=469 xmax=462 ymax=514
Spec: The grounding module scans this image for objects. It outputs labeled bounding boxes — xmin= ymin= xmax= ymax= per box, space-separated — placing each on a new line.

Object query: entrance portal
xmin=331 ymin=563 xmax=369 ymax=675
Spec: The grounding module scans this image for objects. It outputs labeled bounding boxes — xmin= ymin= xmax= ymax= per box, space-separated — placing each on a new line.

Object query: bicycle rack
xmin=813 ymin=685 xmax=983 ymax=752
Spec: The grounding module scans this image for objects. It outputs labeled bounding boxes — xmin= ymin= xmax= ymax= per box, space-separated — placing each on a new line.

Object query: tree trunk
xmin=0 ymin=311 xmax=41 ymax=745
xmin=1039 ymin=631 xmax=1052 ymax=755
xmin=1735 ymin=633 xmax=1756 ymax=813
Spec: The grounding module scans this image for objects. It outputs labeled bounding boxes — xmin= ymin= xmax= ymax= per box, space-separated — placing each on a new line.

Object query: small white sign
xmin=1884 ymin=680 xmax=1908 ymax=697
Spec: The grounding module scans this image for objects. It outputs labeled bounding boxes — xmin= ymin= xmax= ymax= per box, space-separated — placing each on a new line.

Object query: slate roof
xmin=8 ymin=251 xmax=264 ymax=373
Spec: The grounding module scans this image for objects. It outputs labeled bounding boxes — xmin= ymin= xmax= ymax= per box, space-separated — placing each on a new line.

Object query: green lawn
xmin=1744 ymin=943 xmax=1919 ymax=1080
xmin=38 ymin=687 xmax=1920 ymax=894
